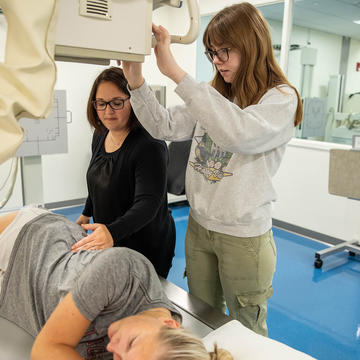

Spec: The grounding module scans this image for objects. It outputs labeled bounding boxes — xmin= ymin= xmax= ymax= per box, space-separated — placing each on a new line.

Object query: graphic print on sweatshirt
xmin=189 ymin=133 xmax=233 ymax=183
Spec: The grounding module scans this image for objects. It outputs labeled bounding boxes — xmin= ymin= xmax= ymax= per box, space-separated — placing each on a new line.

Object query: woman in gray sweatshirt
xmin=121 ymin=2 xmax=302 ymax=336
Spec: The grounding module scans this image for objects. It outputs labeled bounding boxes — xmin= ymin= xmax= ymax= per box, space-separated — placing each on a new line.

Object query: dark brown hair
xmin=87 ymin=67 xmax=140 ymax=133
xmin=203 ymin=2 xmax=302 ymax=126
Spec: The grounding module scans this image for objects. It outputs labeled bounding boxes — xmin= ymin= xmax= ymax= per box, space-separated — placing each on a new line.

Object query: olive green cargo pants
xmin=185 ymin=215 xmax=276 ymax=336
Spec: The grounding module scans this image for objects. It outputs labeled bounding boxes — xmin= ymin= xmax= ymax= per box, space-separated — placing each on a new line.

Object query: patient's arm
xmin=31 ymin=292 xmax=91 ymax=360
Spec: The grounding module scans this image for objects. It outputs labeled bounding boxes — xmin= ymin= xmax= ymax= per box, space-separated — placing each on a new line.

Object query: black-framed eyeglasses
xmin=92 ymin=97 xmax=130 ymax=111
xmin=204 ymin=48 xmax=231 ymax=63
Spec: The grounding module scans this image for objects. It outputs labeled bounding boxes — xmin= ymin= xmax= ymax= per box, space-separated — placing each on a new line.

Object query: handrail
xmin=152 ymin=0 xmax=200 ymax=46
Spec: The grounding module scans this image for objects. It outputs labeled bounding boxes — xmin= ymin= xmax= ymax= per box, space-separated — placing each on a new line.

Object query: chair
xmin=167 ymin=140 xmax=192 ymax=196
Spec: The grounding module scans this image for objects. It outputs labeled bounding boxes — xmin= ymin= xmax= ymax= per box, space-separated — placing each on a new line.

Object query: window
xmin=196 ymin=1 xmax=360 ymax=146
xmin=261 ymin=0 xmax=360 ymax=144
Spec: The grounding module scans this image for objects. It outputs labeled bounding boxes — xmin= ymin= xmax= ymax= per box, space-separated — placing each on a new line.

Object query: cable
xmin=0 ymin=157 xmax=18 ymax=209
xmin=0 ymin=157 xmax=15 ymax=192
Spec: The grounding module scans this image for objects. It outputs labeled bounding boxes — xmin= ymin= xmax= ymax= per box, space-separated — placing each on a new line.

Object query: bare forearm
xmin=151 ymin=24 xmax=187 ymax=84
xmin=121 ymin=60 xmax=144 ymax=90
xmin=31 ymin=293 xmax=90 ymax=360
xmin=31 ymin=343 xmax=83 ymax=360
xmin=167 ymin=65 xmax=186 ymax=84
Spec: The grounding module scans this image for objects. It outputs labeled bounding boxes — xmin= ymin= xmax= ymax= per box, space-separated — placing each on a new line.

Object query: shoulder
xmin=91 ymin=131 xmax=106 ymax=151
xmin=91 ymin=247 xmax=156 ymax=277
xmin=130 ymin=127 xmax=168 ymax=156
xmin=260 ymin=84 xmax=298 ymax=105
xmin=92 ymin=131 xmax=106 ymax=142
xmin=269 ymin=84 xmax=297 ymax=98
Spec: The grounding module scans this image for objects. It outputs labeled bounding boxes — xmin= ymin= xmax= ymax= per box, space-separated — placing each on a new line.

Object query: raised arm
xmin=31 ymin=292 xmax=90 ymax=360
xmin=151 ymin=23 xmax=186 ymax=85
xmin=121 ymin=23 xmax=186 ymax=89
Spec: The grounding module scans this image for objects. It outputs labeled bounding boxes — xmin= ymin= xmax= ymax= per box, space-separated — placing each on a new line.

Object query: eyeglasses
xmin=204 ymin=48 xmax=231 ymax=63
xmin=92 ymin=97 xmax=130 ymax=111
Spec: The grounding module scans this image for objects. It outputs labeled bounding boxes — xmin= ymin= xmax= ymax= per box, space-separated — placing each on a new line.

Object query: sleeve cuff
xmin=127 ymin=80 xmax=151 ymax=97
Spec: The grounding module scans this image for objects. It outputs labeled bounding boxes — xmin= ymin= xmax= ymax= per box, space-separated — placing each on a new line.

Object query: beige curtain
xmin=0 ymin=0 xmax=58 ymax=164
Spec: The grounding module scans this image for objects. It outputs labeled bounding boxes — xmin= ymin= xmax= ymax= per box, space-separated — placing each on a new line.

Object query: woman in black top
xmin=74 ymin=67 xmax=176 ymax=278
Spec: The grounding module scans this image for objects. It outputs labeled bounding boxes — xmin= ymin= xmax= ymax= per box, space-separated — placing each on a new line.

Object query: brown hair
xmin=203 ymin=2 xmax=302 ymax=126
xmin=87 ymin=67 xmax=140 ymax=133
xmin=156 ymin=326 xmax=234 ymax=360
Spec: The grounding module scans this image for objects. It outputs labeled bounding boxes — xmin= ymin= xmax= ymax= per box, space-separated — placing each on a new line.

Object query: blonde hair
xmin=156 ymin=326 xmax=234 ymax=360
xmin=203 ymin=2 xmax=302 ymax=126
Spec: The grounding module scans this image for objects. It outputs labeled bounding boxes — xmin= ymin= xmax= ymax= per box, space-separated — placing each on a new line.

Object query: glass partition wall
xmin=197 ymin=0 xmax=360 ymax=146
xmin=260 ymin=0 xmax=360 ymax=145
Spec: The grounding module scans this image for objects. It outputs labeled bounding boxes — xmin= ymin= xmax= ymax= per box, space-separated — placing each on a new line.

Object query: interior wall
xmin=198 ymin=0 xmax=282 ymax=15
xmin=41 ymin=61 xmax=103 ymax=203
xmin=273 ymin=139 xmax=360 ymax=241
xmin=287 ymin=25 xmax=342 ymax=98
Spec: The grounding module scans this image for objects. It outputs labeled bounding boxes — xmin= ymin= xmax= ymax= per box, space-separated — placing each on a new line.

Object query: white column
xmin=279 ymin=0 xmax=294 ymax=74
xmin=21 ymin=156 xmax=44 ymax=205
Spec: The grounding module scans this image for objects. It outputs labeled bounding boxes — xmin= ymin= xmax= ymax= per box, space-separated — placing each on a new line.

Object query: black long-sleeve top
xmin=83 ymin=126 xmax=175 ymax=277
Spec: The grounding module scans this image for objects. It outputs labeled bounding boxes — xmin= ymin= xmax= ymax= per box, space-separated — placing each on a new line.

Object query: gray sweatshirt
xmin=129 ymin=74 xmax=298 ymax=237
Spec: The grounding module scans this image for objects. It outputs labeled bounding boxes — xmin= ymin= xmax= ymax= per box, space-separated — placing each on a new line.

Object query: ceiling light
xmin=354 ymin=20 xmax=360 ymax=25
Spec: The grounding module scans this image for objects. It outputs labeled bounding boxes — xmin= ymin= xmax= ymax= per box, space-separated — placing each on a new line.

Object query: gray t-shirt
xmin=0 ymin=213 xmax=181 ymax=359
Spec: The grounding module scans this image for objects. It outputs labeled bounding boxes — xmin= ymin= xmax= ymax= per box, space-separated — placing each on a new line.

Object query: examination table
xmin=0 ymin=278 xmax=315 ymax=360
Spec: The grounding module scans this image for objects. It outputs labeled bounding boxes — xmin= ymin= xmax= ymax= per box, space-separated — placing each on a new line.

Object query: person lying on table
xmin=0 ymin=206 xmax=233 ymax=360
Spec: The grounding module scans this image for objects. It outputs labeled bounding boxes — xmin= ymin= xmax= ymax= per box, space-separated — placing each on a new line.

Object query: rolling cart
xmin=314 ymin=148 xmax=360 ymax=268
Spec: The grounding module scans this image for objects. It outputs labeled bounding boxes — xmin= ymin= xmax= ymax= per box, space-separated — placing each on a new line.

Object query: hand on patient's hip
xmin=71 ymin=223 xmax=114 ymax=252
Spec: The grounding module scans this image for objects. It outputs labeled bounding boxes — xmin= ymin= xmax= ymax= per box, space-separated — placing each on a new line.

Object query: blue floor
xmin=54 ymin=204 xmax=360 ymax=360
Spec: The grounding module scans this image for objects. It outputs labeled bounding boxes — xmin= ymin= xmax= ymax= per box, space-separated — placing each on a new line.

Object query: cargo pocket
xmin=235 ymin=287 xmax=273 ymax=335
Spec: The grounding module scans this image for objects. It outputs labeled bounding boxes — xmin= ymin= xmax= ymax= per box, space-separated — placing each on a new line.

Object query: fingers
xmin=158 ymin=24 xmax=169 ymax=36
xmin=76 ymin=214 xmax=89 ymax=225
xmin=81 ymin=223 xmax=97 ymax=231
xmin=152 ymin=23 xmax=161 ymax=40
xmin=152 ymin=22 xmax=158 ymax=34
xmin=72 ymin=242 xmax=98 ymax=252
xmin=72 ymin=224 xmax=113 ymax=252
xmin=72 ymin=235 xmax=94 ymax=252
xmin=152 ymin=23 xmax=169 ymax=41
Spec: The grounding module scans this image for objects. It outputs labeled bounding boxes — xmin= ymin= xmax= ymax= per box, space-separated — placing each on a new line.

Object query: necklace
xmin=108 ymin=131 xmax=128 ymax=148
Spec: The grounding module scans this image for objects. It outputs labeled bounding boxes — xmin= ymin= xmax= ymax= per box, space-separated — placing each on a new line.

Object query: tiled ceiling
xmin=259 ymin=0 xmax=360 ymax=40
